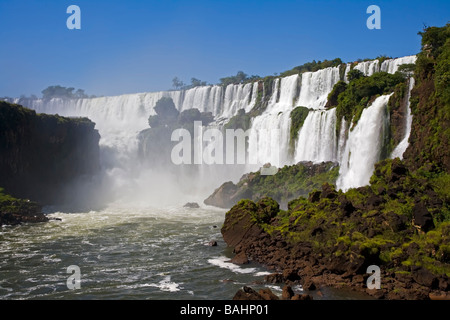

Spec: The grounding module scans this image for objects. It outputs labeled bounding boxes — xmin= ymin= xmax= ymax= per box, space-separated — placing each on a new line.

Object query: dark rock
xmin=385 ymin=212 xmax=408 ymax=232
xmin=366 ymin=194 xmax=384 ymax=210
xmin=302 ymin=278 xmax=316 ymax=291
xmin=233 ymin=286 xmax=263 ymax=300
xmin=338 ymin=195 xmax=356 ymax=216
xmin=328 ymin=252 xmax=365 ymax=276
xmin=413 ymin=201 xmax=434 ymax=232
xmin=308 ymin=190 xmax=321 ymax=203
xmin=412 ymin=267 xmax=438 ymax=288
xmin=204 ymin=181 xmax=251 ymax=209
xmin=282 ymin=269 xmax=301 ymax=282
xmin=258 ymin=288 xmax=279 ymax=300
xmin=231 ymin=252 xmax=249 ymax=265
xmin=438 ymin=276 xmax=449 ymax=291
xmin=352 ymin=274 xmax=365 ymax=285
xmin=183 ymin=202 xmax=200 ymax=208
xmin=390 ymin=160 xmax=408 ymax=182
xmin=282 ymin=285 xmax=295 ymax=300
xmin=264 ymin=273 xmax=284 ymax=284
xmin=291 ymin=294 xmax=313 ymax=300
xmin=0 ymin=198 xmax=48 ymax=227
xmin=0 ymin=101 xmax=100 ymax=205
xmin=221 ymin=200 xmax=262 ymax=248
xmin=207 ymin=240 xmax=217 ymax=247
xmin=320 ymin=183 xmax=338 ymax=200
xmin=233 ymin=286 xmax=279 ymax=300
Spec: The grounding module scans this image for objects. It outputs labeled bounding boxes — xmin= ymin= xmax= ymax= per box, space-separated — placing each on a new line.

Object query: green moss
xmin=224 ymin=109 xmax=251 ymax=131
xmin=279 ymin=58 xmax=343 ymax=77
xmin=333 ymin=71 xmax=406 ymax=134
xmin=289 ymin=106 xmax=310 ymax=154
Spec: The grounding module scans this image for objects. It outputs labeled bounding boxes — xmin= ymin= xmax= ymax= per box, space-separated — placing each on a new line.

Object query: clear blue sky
xmin=0 ymin=0 xmax=449 ymax=97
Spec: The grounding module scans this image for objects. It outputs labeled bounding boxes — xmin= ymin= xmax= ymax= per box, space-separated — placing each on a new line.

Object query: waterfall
xmin=353 ymin=60 xmax=380 ymax=76
xmin=247 ymin=75 xmax=299 ymax=169
xmin=381 ymin=55 xmax=417 ymax=74
xmin=391 ymin=77 xmax=415 ymax=159
xmin=10 ymin=55 xmax=417 ymax=201
xmin=294 ymin=108 xmax=338 ymax=163
xmin=336 ymin=94 xmax=392 ymax=191
xmin=296 ymin=66 xmax=341 ymax=109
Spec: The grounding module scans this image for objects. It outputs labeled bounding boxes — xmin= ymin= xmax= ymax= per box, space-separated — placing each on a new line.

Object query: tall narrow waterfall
xmin=390 ymin=77 xmax=415 ymax=159
xmin=336 ymin=94 xmax=392 ymax=191
xmin=294 ymin=108 xmax=338 ymax=163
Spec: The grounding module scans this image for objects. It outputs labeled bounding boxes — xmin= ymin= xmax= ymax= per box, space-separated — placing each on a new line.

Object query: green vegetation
xmin=407 ymin=23 xmax=450 ymax=173
xmin=236 ymin=162 xmax=339 ymax=206
xmin=171 ymin=77 xmax=209 ymax=90
xmin=0 ymin=188 xmax=46 ymax=226
xmin=325 ymin=81 xmax=347 ymax=109
xmin=219 ymin=71 xmax=261 ymax=86
xmin=376 ymin=55 xmax=392 ymax=65
xmin=224 ymin=109 xmax=252 ymax=131
xmin=41 ymin=85 xmax=92 ymax=100
xmin=232 ymin=157 xmax=450 ymax=277
xmin=280 ymin=58 xmax=343 ymax=77
xmin=329 ymin=71 xmax=406 ymax=134
xmin=289 ymin=106 xmax=310 ymax=154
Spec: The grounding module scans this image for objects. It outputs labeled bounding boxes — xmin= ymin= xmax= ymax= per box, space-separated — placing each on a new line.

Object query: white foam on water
xmin=208 ymin=256 xmax=257 ymax=274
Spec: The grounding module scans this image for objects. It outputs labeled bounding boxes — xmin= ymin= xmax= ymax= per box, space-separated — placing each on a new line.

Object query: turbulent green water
xmin=0 ymin=204 xmax=280 ymax=300
xmin=0 ymin=203 xmax=374 ymax=300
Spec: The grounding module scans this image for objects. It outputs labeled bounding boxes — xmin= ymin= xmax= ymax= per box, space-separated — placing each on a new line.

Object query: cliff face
xmin=0 ymin=101 xmax=100 ymax=204
xmin=404 ymin=23 xmax=450 ymax=172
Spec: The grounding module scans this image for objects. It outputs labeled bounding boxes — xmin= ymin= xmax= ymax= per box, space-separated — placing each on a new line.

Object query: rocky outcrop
xmin=183 ymin=202 xmax=200 ymax=208
xmin=221 ymin=159 xmax=450 ymax=300
xmin=0 ymin=194 xmax=48 ymax=227
xmin=0 ymin=101 xmax=100 ymax=204
xmin=205 ymin=161 xmax=339 ymax=209
xmin=204 ymin=181 xmax=252 ymax=209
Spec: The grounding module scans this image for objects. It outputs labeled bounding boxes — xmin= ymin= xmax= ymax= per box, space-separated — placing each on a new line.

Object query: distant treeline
xmin=1 ymin=85 xmax=96 ymax=101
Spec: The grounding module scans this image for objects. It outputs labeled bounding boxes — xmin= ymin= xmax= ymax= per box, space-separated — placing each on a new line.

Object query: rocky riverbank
xmin=222 ymin=159 xmax=450 ymax=300
xmin=0 ymin=189 xmax=48 ymax=227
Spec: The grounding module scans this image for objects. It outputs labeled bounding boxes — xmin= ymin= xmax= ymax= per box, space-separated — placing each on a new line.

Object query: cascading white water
xmin=336 ymin=94 xmax=392 ymax=191
xmin=381 ymin=55 xmax=417 ymax=74
xmin=11 ymin=55 xmax=417 ymax=201
xmin=390 ymin=77 xmax=415 ymax=159
xmin=348 ymin=55 xmax=417 ymax=77
xmin=296 ymin=66 xmax=341 ymax=109
xmin=294 ymin=108 xmax=338 ymax=163
xmin=247 ymin=75 xmax=299 ymax=169
xmin=353 ymin=60 xmax=380 ymax=76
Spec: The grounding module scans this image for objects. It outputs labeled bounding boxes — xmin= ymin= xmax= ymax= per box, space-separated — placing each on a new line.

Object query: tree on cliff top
xmin=42 ymin=85 xmax=89 ymax=100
